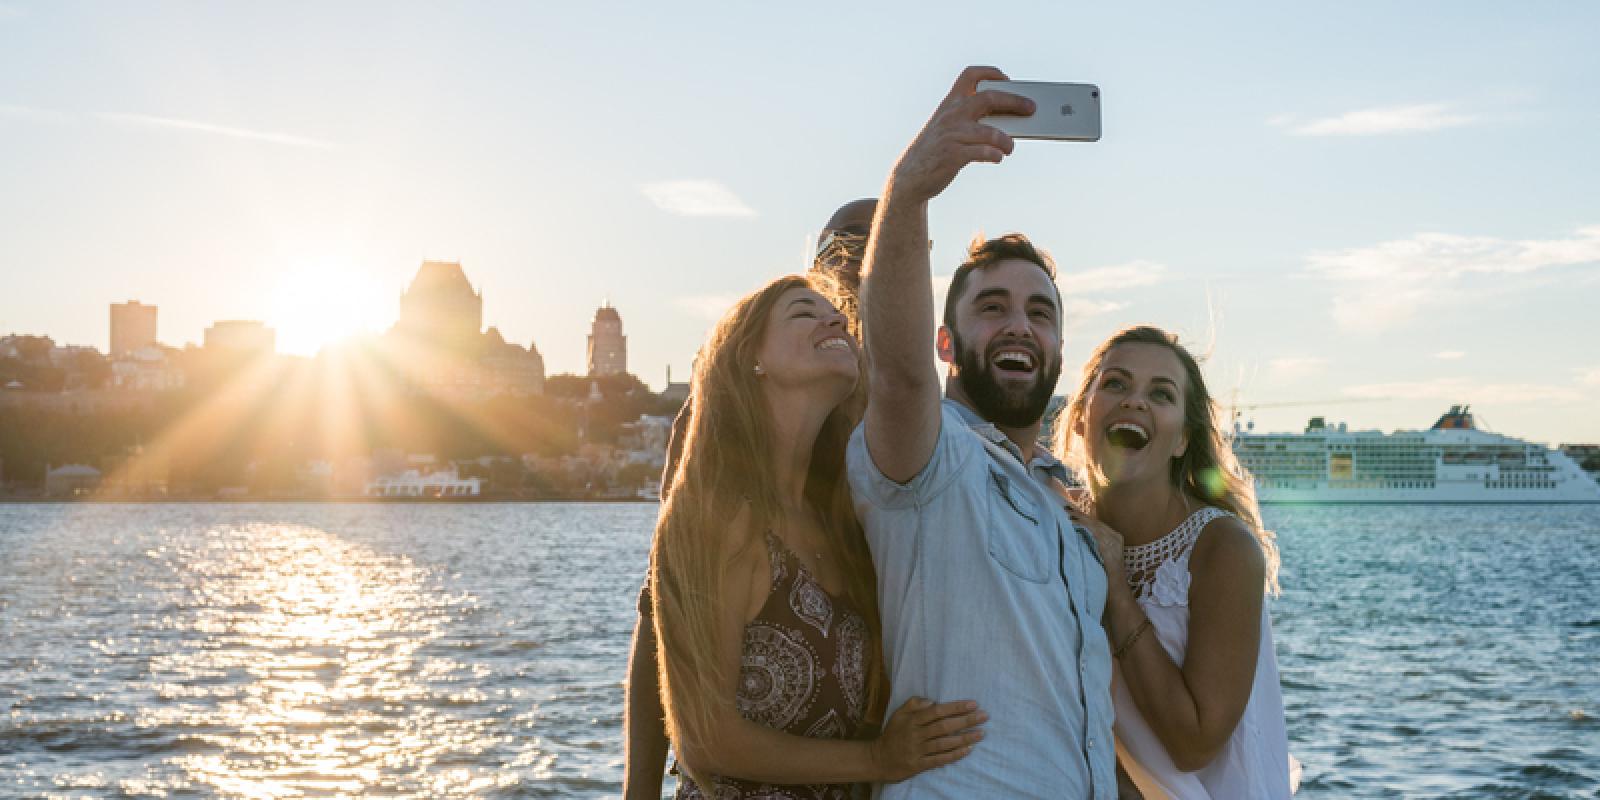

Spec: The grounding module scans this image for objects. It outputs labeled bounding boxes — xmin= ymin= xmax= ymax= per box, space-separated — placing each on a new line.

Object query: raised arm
xmin=862 ymin=66 xmax=1032 ymax=482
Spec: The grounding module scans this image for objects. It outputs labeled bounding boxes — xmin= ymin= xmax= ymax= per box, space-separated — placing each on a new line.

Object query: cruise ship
xmin=1231 ymin=406 xmax=1600 ymax=503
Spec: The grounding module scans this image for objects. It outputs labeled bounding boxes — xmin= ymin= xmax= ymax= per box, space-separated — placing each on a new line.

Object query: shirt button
xmin=1088 ymin=738 xmax=1095 ymax=749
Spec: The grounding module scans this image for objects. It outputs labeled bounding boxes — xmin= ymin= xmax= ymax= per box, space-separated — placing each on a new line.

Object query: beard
xmin=951 ymin=330 xmax=1061 ymax=428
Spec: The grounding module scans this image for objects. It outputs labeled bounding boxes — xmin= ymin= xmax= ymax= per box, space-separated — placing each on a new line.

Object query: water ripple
xmin=1 ymin=502 xmax=1595 ymax=798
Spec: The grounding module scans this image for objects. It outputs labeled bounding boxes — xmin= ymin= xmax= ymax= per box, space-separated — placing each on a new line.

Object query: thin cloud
xmin=0 ymin=4 xmax=25 ymax=22
xmin=92 ymin=111 xmax=336 ymax=149
xmin=1305 ymin=225 xmax=1600 ymax=331
xmin=0 ymin=102 xmax=67 ymax=122
xmin=1575 ymin=367 xmax=1600 ymax=387
xmin=1062 ymin=260 xmax=1167 ymax=295
xmin=640 ymin=180 xmax=756 ymax=218
xmin=1435 ymin=351 xmax=1466 ymax=360
xmin=1345 ymin=378 xmax=1583 ymax=405
xmin=674 ymin=293 xmax=742 ymax=321
xmin=1062 ymin=297 xmax=1126 ymax=323
xmin=1269 ymin=356 xmax=1327 ymax=377
xmin=1273 ymin=103 xmax=1479 ymax=136
xmin=930 ymin=275 xmax=1120 ymax=328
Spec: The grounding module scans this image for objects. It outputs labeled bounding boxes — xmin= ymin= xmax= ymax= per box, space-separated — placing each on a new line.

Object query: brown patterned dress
xmin=676 ymin=532 xmax=872 ymax=800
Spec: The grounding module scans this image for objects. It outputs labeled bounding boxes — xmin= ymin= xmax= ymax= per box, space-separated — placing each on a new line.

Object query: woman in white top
xmin=1056 ymin=326 xmax=1296 ymax=799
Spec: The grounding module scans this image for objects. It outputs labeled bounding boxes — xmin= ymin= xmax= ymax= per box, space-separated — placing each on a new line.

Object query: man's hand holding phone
xmin=889 ymin=66 xmax=1036 ymax=204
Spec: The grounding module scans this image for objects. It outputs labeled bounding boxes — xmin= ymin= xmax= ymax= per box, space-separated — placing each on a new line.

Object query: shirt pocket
xmin=984 ymin=468 xmax=1054 ymax=583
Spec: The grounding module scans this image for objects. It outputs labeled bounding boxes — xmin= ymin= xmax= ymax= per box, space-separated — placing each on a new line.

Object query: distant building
xmin=110 ymin=301 xmax=158 ymax=356
xmin=619 ymin=414 xmax=675 ymax=468
xmin=480 ymin=327 xmax=546 ymax=395
xmin=365 ymin=467 xmax=482 ymax=498
xmin=384 ymin=261 xmax=544 ymax=396
xmin=49 ymin=344 xmax=100 ymax=366
xmin=659 ymin=365 xmax=690 ymax=408
xmin=46 ymin=344 xmax=109 ymax=390
xmin=112 ymin=345 xmax=185 ymax=391
xmin=394 ymin=260 xmax=483 ymax=352
xmin=204 ymin=320 xmax=276 ymax=356
xmin=45 ymin=464 xmax=102 ymax=497
xmin=587 ymin=303 xmax=627 ymax=377
xmin=0 ymin=334 xmax=54 ymax=364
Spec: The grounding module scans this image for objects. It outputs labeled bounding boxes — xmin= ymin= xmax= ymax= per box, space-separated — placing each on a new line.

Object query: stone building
xmin=385 ymin=260 xmax=545 ymax=396
xmin=587 ymin=303 xmax=626 ymax=377
xmin=110 ymin=301 xmax=158 ymax=357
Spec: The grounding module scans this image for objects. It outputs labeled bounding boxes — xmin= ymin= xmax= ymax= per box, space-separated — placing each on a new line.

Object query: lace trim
xmin=1124 ymin=506 xmax=1230 ymax=601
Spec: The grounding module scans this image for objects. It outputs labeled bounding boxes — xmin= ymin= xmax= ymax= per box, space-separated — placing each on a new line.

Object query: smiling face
xmin=754 ymin=286 xmax=859 ymax=400
xmin=939 ymin=258 xmax=1063 ymax=428
xmin=1076 ymin=342 xmax=1191 ymax=486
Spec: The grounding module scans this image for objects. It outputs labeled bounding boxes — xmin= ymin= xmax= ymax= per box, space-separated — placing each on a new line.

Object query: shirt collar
xmin=943 ymin=397 xmax=1070 ymax=483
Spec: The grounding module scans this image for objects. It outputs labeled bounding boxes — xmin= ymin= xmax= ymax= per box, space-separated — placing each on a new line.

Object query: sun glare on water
xmin=269 ymin=265 xmax=391 ymax=357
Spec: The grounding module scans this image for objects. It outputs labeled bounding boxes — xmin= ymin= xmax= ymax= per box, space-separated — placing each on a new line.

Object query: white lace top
xmin=1111 ymin=507 xmax=1298 ymax=799
xmin=1123 ymin=505 xmax=1219 ymax=604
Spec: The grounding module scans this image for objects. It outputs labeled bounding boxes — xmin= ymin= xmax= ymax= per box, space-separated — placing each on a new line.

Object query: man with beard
xmin=847 ymin=66 xmax=1116 ymax=797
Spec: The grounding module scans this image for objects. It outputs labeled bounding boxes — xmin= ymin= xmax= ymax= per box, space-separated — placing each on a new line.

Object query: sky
xmin=2 ymin=1 xmax=1598 ymax=443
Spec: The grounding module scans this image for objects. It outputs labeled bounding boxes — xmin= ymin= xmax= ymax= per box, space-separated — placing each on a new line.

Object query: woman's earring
xmin=753 ymin=363 xmax=766 ymax=377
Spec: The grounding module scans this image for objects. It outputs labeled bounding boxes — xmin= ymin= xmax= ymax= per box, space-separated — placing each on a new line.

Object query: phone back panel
xmin=977 ymin=80 xmax=1101 ymax=141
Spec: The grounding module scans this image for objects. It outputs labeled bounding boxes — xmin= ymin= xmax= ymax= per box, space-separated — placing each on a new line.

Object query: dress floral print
xmin=676 ymin=533 xmax=871 ymax=800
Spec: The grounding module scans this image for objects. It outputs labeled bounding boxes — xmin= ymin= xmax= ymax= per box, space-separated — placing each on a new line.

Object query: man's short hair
xmin=942 ymin=232 xmax=1060 ymax=332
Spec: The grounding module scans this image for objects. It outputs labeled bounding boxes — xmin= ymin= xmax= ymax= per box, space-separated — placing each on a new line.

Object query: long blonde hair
xmin=649 ymin=275 xmax=882 ymax=780
xmin=1055 ymin=325 xmax=1280 ymax=594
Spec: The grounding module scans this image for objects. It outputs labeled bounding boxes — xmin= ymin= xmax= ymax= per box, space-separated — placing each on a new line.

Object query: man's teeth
xmin=817 ymin=337 xmax=850 ymax=351
xmin=994 ymin=351 xmax=1034 ymax=370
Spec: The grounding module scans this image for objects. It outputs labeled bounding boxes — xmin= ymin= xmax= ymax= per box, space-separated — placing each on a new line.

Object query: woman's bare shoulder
xmin=1192 ymin=512 xmax=1266 ymax=583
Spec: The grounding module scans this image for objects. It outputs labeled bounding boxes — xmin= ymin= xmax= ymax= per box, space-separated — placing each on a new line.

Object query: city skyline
xmin=2 ymin=3 xmax=1598 ymax=442
xmin=15 ymin=258 xmax=625 ymax=380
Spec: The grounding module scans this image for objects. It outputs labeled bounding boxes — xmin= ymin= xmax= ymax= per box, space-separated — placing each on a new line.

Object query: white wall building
xmin=112 ymin=346 xmax=185 ymax=391
xmin=365 ymin=468 xmax=482 ymax=498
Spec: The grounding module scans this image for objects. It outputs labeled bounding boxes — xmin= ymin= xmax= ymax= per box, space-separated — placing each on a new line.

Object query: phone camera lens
xmin=1091 ymin=91 xmax=1099 ymax=98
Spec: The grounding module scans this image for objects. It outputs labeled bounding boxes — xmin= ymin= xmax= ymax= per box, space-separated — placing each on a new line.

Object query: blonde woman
xmin=650 ymin=275 xmax=985 ymax=799
xmin=1059 ymin=326 xmax=1295 ymax=799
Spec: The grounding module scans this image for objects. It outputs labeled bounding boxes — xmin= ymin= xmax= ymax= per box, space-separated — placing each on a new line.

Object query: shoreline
xmin=0 ymin=497 xmax=660 ymax=505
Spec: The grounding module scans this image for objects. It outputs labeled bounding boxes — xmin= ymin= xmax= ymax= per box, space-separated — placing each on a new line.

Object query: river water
xmin=1 ymin=503 xmax=1595 ymax=798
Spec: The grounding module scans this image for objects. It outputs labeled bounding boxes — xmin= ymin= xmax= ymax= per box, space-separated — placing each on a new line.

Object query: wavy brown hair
xmin=1055 ymin=325 xmax=1280 ymax=594
xmin=649 ymin=275 xmax=882 ymax=783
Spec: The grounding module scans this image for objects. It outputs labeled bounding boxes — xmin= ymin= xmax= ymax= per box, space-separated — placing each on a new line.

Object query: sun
xmin=268 ymin=264 xmax=391 ymax=357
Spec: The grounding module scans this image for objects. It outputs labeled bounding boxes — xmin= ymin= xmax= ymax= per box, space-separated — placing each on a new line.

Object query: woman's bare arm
xmin=1083 ymin=513 xmax=1266 ymax=771
xmin=668 ymin=519 xmax=984 ymax=786
xmin=623 ymin=594 xmax=670 ymax=800
xmin=624 ymin=400 xmax=692 ymax=798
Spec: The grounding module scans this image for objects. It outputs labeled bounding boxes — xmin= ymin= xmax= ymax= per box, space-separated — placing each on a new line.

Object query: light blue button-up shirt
xmin=848 ymin=399 xmax=1116 ymax=799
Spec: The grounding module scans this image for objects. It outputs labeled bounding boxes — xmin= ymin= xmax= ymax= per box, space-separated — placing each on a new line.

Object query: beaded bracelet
xmin=1114 ymin=617 xmax=1153 ymax=659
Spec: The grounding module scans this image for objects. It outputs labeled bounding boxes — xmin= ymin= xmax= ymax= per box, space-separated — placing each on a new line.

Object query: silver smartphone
xmin=976 ymin=80 xmax=1101 ymax=142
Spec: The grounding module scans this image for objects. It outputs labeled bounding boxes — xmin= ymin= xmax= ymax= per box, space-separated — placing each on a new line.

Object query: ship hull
xmin=1234 ymin=407 xmax=1600 ymax=505
xmin=1257 ymin=485 xmax=1600 ymax=504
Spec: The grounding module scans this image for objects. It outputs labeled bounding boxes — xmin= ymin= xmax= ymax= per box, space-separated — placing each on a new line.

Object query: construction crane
xmin=1226 ymin=392 xmax=1390 ymax=433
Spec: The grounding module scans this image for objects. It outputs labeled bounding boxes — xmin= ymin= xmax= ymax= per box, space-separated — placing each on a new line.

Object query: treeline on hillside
xmin=0 ymin=357 xmax=679 ymax=491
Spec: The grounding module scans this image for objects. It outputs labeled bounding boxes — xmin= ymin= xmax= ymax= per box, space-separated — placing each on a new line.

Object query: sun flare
xmin=269 ymin=265 xmax=391 ymax=357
